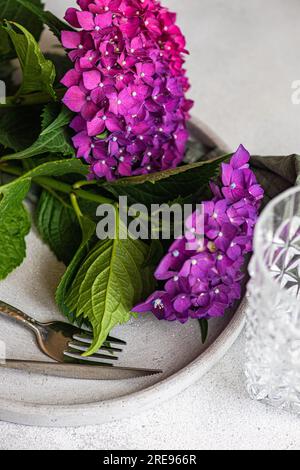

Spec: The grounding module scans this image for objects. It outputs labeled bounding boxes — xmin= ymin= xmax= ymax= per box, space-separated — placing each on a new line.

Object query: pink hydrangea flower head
xmin=61 ymin=0 xmax=193 ymax=180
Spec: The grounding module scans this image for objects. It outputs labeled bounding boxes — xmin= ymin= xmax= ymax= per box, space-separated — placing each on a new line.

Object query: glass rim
xmin=254 ymin=185 xmax=300 ymax=296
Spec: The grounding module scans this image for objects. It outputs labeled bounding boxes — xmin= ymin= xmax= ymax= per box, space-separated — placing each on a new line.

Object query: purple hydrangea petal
xmin=62 ymin=85 xmax=86 ymax=112
xmin=133 ymin=146 xmax=264 ymax=324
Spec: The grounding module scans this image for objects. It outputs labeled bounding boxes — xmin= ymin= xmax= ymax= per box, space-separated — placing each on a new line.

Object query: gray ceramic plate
xmin=0 ymin=119 xmax=247 ymax=427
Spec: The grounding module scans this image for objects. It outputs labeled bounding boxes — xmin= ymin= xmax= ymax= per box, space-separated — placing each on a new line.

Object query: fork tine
xmin=67 ymin=343 xmax=119 ymax=361
xmin=63 ymin=351 xmax=116 ymax=364
xmin=73 ymin=332 xmax=127 ymax=346
xmin=72 ymin=335 xmax=123 ymax=353
xmin=107 ymin=335 xmax=127 ymax=345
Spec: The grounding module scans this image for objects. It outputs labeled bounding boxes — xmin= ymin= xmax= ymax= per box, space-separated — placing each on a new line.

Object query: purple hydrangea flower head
xmin=61 ymin=0 xmax=193 ymax=180
xmin=133 ymin=145 xmax=264 ymax=323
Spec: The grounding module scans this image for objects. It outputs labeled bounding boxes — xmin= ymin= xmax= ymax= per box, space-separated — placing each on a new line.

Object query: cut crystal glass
xmin=245 ymin=187 xmax=300 ymax=414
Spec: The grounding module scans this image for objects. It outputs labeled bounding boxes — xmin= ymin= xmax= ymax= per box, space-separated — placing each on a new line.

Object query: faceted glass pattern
xmin=245 ymin=187 xmax=300 ymax=414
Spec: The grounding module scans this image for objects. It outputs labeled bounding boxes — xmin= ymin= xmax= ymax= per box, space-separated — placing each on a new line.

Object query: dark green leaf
xmin=143 ymin=239 xmax=164 ymax=268
xmin=140 ymin=240 xmax=162 ymax=298
xmin=45 ymin=53 xmax=72 ymax=84
xmin=0 ymin=29 xmax=12 ymax=58
xmin=14 ymin=0 xmax=74 ymax=40
xmin=199 ymin=319 xmax=209 ymax=344
xmin=1 ymin=104 xmax=74 ymax=161
xmin=2 ymin=21 xmax=56 ymax=98
xmin=0 ymin=105 xmax=42 ymax=151
xmin=35 ymin=190 xmax=82 ymax=265
xmin=0 ymin=203 xmax=30 ymax=280
xmin=56 ymin=216 xmax=96 ymax=323
xmin=104 ymin=156 xmax=228 ymax=208
xmin=0 ymin=0 xmax=44 ymax=60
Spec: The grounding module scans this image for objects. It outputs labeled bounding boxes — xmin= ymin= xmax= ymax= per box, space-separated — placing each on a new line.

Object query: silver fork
xmin=0 ymin=300 xmax=125 ymax=364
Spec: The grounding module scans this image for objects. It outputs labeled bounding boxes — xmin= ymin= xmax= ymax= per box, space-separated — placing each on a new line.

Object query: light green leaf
xmin=1 ymin=104 xmax=74 ymax=161
xmin=0 ymin=203 xmax=30 ymax=280
xmin=0 ymin=158 xmax=88 ymax=216
xmin=35 ymin=190 xmax=82 ymax=265
xmin=14 ymin=0 xmax=74 ymax=40
xmin=2 ymin=21 xmax=56 ymax=99
xmin=65 ymin=218 xmax=153 ymax=355
xmin=0 ymin=177 xmax=31 ymax=217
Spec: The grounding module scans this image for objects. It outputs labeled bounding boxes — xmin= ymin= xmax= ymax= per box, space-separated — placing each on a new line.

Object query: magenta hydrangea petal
xmin=60 ymin=69 xmax=81 ymax=87
xmin=64 ymin=8 xmax=81 ymax=28
xmin=82 ymin=70 xmax=101 ymax=90
xmin=221 ymin=163 xmax=233 ymax=186
xmin=105 ymin=115 xmax=123 ymax=132
xmin=249 ymin=184 xmax=264 ymax=199
xmin=81 ymin=101 xmax=98 ymax=121
xmin=76 ymin=10 xmax=95 ymax=30
xmin=231 ymin=144 xmax=250 ymax=169
xmin=95 ymin=11 xmax=113 ymax=28
xmin=62 ymin=86 xmax=86 ymax=112
xmin=119 ymin=17 xmax=139 ymax=38
xmin=77 ymin=0 xmax=92 ymax=11
xmin=118 ymin=160 xmax=132 ymax=176
xmin=70 ymin=115 xmax=85 ymax=132
xmin=173 ymin=295 xmax=191 ymax=313
xmin=61 ymin=31 xmax=81 ymax=49
xmin=87 ymin=115 xmax=106 ymax=136
xmin=72 ymin=131 xmax=91 ymax=154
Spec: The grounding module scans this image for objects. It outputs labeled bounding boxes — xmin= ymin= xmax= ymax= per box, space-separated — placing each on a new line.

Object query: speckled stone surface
xmin=1 ymin=0 xmax=300 ymax=450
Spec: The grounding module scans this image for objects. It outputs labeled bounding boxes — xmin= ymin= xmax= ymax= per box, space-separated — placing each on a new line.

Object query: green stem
xmin=70 ymin=192 xmax=84 ymax=228
xmin=36 ymin=176 xmax=113 ymax=205
xmin=73 ymin=179 xmax=98 ymax=190
xmin=0 ymin=164 xmax=114 ymax=205
xmin=33 ymin=176 xmax=72 ymax=194
xmin=0 ymin=165 xmax=22 ymax=177
xmin=75 ymin=187 xmax=113 ymax=205
xmin=0 ymin=88 xmax=65 ymax=108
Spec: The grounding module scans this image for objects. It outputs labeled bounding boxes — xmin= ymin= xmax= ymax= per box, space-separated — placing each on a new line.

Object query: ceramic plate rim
xmin=0 ymin=300 xmax=246 ymax=427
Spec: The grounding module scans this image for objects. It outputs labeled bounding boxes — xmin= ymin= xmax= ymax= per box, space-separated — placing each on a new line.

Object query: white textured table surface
xmin=1 ymin=0 xmax=300 ymax=450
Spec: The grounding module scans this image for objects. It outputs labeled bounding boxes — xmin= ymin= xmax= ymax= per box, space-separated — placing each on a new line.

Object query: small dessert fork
xmin=0 ymin=300 xmax=125 ymax=364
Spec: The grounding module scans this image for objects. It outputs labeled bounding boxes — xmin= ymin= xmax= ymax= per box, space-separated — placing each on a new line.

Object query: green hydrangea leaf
xmin=1 ymin=104 xmax=74 ymax=161
xmin=0 ymin=106 xmax=42 ymax=151
xmin=64 ymin=219 xmax=153 ymax=356
xmin=0 ymin=158 xmax=88 ymax=216
xmin=199 ymin=319 xmax=209 ymax=344
xmin=45 ymin=53 xmax=72 ymax=85
xmin=35 ymin=190 xmax=82 ymax=266
xmin=2 ymin=21 xmax=56 ymax=99
xmin=0 ymin=0 xmax=44 ymax=60
xmin=14 ymin=0 xmax=74 ymax=40
xmin=0 ymin=203 xmax=30 ymax=280
xmin=0 ymin=29 xmax=12 ymax=58
xmin=55 ymin=216 xmax=96 ymax=324
xmin=104 ymin=155 xmax=229 ymax=208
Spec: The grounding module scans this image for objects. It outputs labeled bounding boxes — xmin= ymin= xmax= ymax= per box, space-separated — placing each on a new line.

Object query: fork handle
xmin=0 ymin=301 xmax=39 ymax=333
